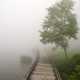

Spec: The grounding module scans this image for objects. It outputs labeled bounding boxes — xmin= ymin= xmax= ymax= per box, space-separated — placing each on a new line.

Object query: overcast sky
xmin=0 ymin=0 xmax=80 ymax=57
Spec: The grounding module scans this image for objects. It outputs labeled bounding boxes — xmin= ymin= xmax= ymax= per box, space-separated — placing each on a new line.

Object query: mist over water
xmin=0 ymin=51 xmax=30 ymax=80
xmin=0 ymin=47 xmax=36 ymax=80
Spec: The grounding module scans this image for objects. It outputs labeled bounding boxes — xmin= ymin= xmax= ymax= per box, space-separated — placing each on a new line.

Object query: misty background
xmin=0 ymin=0 xmax=80 ymax=80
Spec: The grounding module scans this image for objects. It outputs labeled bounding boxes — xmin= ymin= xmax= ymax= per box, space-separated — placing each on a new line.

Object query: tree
xmin=40 ymin=0 xmax=78 ymax=58
xmin=20 ymin=56 xmax=32 ymax=65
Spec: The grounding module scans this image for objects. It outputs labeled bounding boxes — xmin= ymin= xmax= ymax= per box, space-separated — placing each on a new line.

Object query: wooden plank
xmin=31 ymin=63 xmax=56 ymax=80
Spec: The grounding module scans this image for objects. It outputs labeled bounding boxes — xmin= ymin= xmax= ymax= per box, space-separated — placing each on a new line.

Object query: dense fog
xmin=0 ymin=0 xmax=80 ymax=80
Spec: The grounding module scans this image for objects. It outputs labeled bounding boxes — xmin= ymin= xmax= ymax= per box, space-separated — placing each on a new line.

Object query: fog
xmin=0 ymin=0 xmax=80 ymax=80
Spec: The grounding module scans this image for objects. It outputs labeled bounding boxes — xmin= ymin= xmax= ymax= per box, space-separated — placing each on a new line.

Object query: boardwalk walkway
xmin=31 ymin=63 xmax=56 ymax=80
xmin=26 ymin=53 xmax=62 ymax=80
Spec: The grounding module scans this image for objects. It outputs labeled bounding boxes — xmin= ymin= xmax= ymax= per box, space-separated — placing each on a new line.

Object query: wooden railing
xmin=25 ymin=53 xmax=40 ymax=80
xmin=54 ymin=67 xmax=62 ymax=80
xmin=48 ymin=56 xmax=62 ymax=80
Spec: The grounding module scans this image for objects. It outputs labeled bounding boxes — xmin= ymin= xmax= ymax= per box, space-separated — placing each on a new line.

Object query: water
xmin=0 ymin=53 xmax=32 ymax=80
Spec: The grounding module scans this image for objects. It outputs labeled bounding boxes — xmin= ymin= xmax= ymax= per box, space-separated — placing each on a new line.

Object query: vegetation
xmin=20 ymin=56 xmax=32 ymax=65
xmin=40 ymin=0 xmax=78 ymax=58
xmin=49 ymin=50 xmax=80 ymax=80
xmin=68 ymin=65 xmax=80 ymax=80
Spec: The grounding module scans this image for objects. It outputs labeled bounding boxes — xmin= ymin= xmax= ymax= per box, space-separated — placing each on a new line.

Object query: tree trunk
xmin=63 ymin=47 xmax=68 ymax=60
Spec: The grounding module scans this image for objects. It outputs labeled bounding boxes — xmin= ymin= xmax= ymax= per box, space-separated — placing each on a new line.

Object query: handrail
xmin=54 ymin=67 xmax=62 ymax=80
xmin=48 ymin=56 xmax=62 ymax=80
xmin=25 ymin=53 xmax=40 ymax=80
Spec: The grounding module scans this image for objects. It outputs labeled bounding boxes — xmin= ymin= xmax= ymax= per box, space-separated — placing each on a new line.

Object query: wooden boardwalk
xmin=31 ymin=63 xmax=56 ymax=80
xmin=25 ymin=53 xmax=62 ymax=80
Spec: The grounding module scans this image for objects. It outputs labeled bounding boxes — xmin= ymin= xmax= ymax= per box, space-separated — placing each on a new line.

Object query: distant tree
xmin=20 ymin=56 xmax=32 ymax=65
xmin=40 ymin=0 xmax=78 ymax=58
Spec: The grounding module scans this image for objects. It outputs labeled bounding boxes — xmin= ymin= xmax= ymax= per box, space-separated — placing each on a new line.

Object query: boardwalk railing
xmin=54 ymin=67 xmax=62 ymax=80
xmin=49 ymin=57 xmax=62 ymax=80
xmin=25 ymin=53 xmax=40 ymax=80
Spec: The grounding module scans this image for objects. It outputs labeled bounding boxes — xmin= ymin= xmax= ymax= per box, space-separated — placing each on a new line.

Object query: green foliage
xmin=52 ymin=53 xmax=80 ymax=80
xmin=68 ymin=65 xmax=80 ymax=80
xmin=40 ymin=0 xmax=78 ymax=54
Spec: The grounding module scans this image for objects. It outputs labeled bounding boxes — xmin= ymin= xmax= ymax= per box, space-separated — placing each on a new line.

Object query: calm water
xmin=0 ymin=53 xmax=32 ymax=80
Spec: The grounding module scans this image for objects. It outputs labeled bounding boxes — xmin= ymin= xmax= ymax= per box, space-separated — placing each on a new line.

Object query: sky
xmin=0 ymin=0 xmax=80 ymax=57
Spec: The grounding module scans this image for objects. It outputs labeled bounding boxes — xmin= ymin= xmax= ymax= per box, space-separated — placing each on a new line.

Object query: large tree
xmin=40 ymin=0 xmax=78 ymax=58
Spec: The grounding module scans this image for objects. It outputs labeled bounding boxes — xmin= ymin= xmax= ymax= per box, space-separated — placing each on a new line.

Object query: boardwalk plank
xmin=31 ymin=63 xmax=56 ymax=80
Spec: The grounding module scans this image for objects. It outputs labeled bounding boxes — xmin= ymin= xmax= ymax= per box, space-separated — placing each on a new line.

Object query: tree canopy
xmin=40 ymin=0 xmax=78 ymax=57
